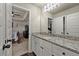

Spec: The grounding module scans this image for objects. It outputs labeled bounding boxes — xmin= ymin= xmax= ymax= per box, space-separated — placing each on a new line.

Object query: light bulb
xmin=43 ymin=6 xmax=47 ymax=12
xmin=43 ymin=3 xmax=60 ymax=12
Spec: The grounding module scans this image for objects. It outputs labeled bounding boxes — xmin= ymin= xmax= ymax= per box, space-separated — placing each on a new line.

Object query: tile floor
xmin=12 ymin=38 xmax=28 ymax=56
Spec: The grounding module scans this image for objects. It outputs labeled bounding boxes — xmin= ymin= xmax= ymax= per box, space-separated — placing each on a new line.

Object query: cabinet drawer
xmin=42 ymin=40 xmax=51 ymax=49
xmin=62 ymin=48 xmax=79 ymax=56
xmin=51 ymin=44 xmax=79 ymax=56
xmin=51 ymin=44 xmax=61 ymax=56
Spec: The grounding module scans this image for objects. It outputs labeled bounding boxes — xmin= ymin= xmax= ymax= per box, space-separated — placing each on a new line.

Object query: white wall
xmin=14 ymin=3 xmax=53 ymax=33
xmin=40 ymin=11 xmax=53 ymax=33
xmin=14 ymin=3 xmax=41 ymax=33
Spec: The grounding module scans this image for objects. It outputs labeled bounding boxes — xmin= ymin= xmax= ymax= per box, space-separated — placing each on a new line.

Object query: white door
xmin=0 ymin=3 xmax=6 ymax=56
xmin=0 ymin=3 xmax=12 ymax=56
xmin=5 ymin=3 xmax=12 ymax=56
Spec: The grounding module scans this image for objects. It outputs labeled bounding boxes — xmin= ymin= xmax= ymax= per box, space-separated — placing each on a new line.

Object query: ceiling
xmin=32 ymin=3 xmax=79 ymax=14
xmin=12 ymin=5 xmax=29 ymax=21
xmin=32 ymin=3 xmax=46 ymax=8
xmin=12 ymin=3 xmax=79 ymax=21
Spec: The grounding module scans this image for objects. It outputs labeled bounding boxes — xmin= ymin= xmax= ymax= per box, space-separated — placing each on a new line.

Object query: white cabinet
xmin=51 ymin=44 xmax=61 ymax=56
xmin=32 ymin=36 xmax=42 ymax=56
xmin=66 ymin=12 xmax=79 ymax=37
xmin=31 ymin=36 xmax=36 ymax=52
xmin=51 ymin=43 xmax=79 ymax=56
xmin=32 ymin=36 xmax=52 ymax=56
xmin=51 ymin=38 xmax=79 ymax=56
xmin=32 ymin=35 xmax=79 ymax=56
xmin=35 ymin=38 xmax=42 ymax=56
xmin=40 ymin=40 xmax=52 ymax=56
xmin=36 ymin=38 xmax=52 ymax=56
xmin=57 ymin=45 xmax=79 ymax=56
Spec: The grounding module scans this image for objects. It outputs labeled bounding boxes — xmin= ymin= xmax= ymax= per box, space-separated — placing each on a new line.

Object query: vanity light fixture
xmin=43 ymin=3 xmax=60 ymax=12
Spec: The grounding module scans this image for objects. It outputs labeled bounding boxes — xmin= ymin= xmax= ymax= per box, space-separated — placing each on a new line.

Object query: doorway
xmin=12 ymin=5 xmax=30 ymax=56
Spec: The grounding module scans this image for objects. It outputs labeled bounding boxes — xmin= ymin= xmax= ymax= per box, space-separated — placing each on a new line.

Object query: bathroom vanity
xmin=32 ymin=33 xmax=79 ymax=56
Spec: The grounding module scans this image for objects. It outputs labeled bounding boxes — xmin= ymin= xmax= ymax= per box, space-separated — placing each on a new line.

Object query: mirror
xmin=40 ymin=3 xmax=79 ymax=38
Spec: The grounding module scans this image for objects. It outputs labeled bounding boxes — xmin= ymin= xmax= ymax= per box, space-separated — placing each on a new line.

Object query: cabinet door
xmin=36 ymin=38 xmax=43 ymax=56
xmin=51 ymin=44 xmax=61 ymax=56
xmin=66 ymin=12 xmax=79 ymax=37
xmin=51 ymin=43 xmax=79 ymax=56
xmin=35 ymin=37 xmax=40 ymax=55
xmin=56 ymin=45 xmax=79 ymax=56
xmin=5 ymin=3 xmax=12 ymax=56
xmin=31 ymin=36 xmax=36 ymax=52
xmin=34 ymin=37 xmax=38 ymax=55
xmin=62 ymin=48 xmax=79 ymax=56
xmin=53 ymin=16 xmax=63 ymax=34
xmin=41 ymin=40 xmax=52 ymax=56
xmin=31 ymin=36 xmax=42 ymax=56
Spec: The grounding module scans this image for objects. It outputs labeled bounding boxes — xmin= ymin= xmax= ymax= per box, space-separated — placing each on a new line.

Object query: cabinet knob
xmin=62 ymin=52 xmax=66 ymax=55
xmin=40 ymin=46 xmax=44 ymax=49
xmin=66 ymin=32 xmax=69 ymax=34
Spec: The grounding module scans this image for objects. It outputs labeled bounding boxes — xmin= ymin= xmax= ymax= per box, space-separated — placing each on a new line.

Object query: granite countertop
xmin=32 ymin=33 xmax=79 ymax=41
xmin=32 ymin=33 xmax=79 ymax=54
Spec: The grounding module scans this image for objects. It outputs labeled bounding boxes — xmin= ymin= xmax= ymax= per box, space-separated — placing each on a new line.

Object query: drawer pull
xmin=66 ymin=32 xmax=69 ymax=34
xmin=40 ymin=46 xmax=44 ymax=49
xmin=62 ymin=52 xmax=66 ymax=55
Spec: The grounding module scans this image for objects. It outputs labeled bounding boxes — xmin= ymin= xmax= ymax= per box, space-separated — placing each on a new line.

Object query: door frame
xmin=12 ymin=4 xmax=32 ymax=55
